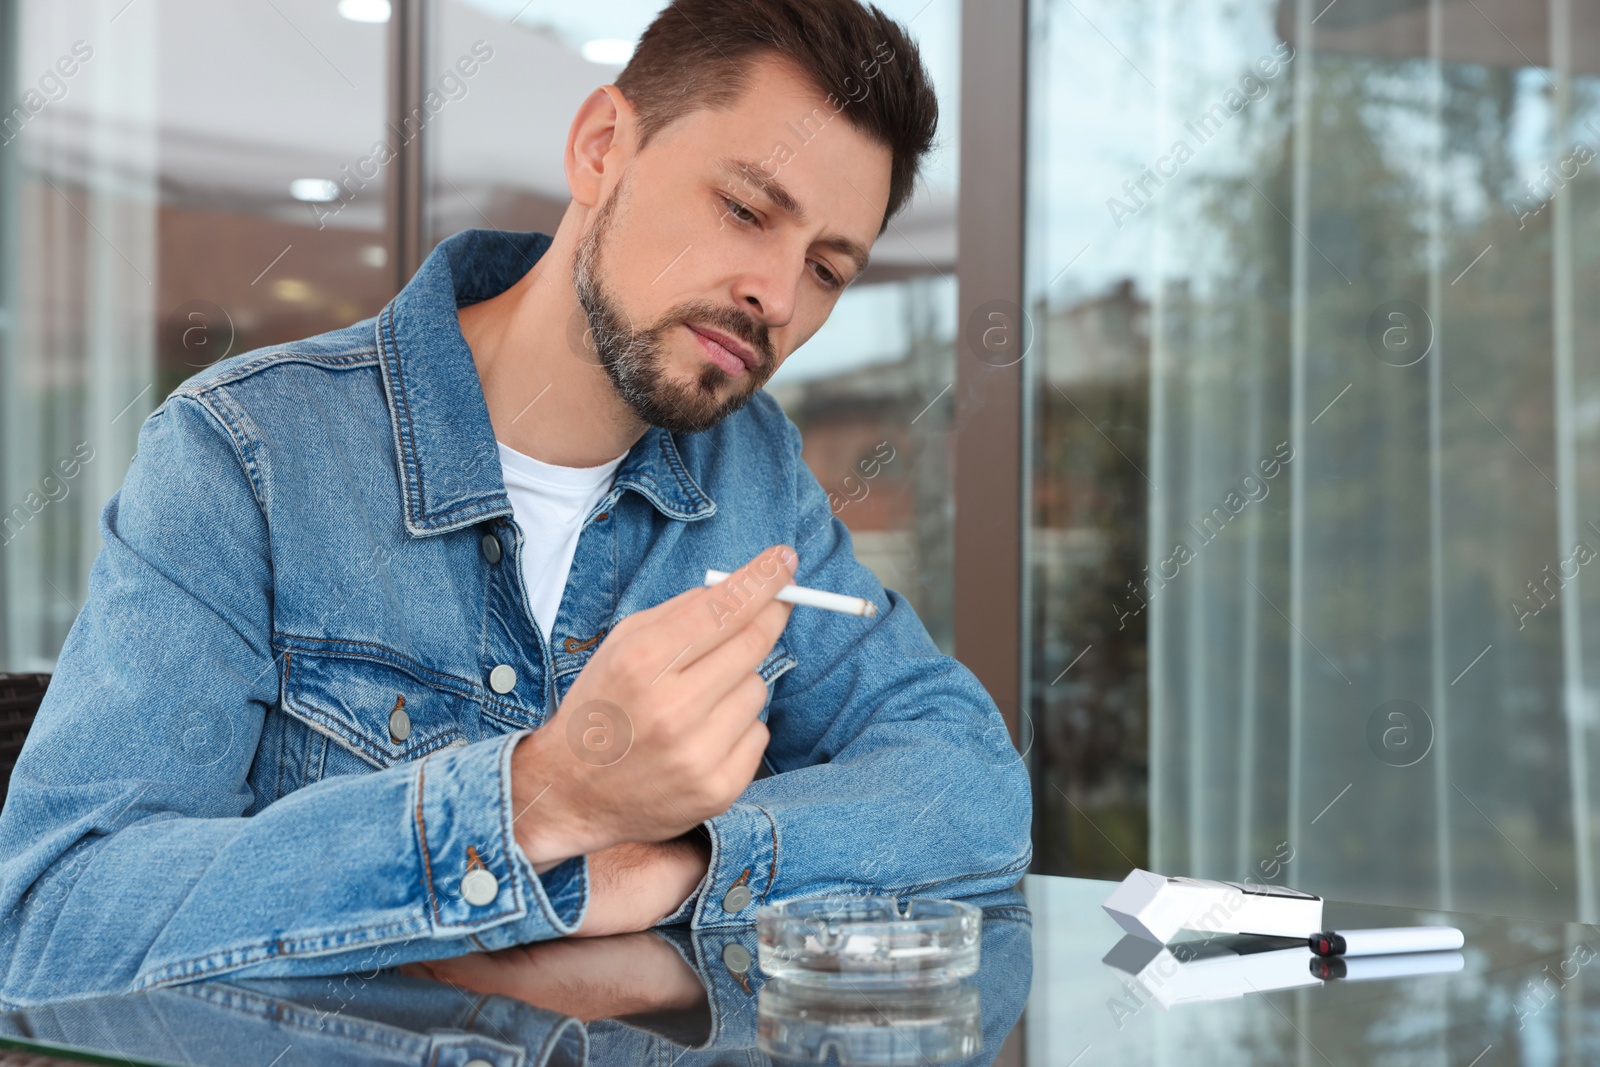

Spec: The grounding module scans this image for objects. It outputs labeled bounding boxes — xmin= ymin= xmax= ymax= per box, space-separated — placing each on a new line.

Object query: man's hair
xmin=614 ymin=0 xmax=938 ymax=234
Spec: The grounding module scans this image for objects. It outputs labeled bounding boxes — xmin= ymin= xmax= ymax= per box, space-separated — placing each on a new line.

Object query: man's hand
xmin=572 ymin=834 xmax=712 ymax=938
xmin=508 ymin=544 xmax=797 ymax=869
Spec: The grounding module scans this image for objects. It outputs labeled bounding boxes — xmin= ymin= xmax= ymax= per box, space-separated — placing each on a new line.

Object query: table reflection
xmin=0 ymin=888 xmax=1029 ymax=1067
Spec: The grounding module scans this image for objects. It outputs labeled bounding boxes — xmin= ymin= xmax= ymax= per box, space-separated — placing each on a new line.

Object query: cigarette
xmin=1309 ymin=926 xmax=1464 ymax=958
xmin=703 ymin=569 xmax=878 ymax=617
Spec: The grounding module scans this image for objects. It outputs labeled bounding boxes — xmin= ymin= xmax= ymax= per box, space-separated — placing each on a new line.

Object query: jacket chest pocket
xmin=280 ymin=648 xmax=474 ymax=772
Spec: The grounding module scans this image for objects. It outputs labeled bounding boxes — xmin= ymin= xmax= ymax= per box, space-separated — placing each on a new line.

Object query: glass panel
xmin=1027 ymin=0 xmax=1600 ymax=921
xmin=425 ymin=0 xmax=962 ymax=651
xmin=0 ymin=0 xmax=393 ymax=670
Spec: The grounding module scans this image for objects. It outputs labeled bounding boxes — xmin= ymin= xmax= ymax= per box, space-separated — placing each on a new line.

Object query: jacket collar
xmin=376 ymin=228 xmax=717 ymax=537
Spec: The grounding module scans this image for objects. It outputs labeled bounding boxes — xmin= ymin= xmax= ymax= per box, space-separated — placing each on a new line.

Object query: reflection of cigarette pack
xmin=1103 ymin=869 xmax=1324 ymax=943
xmin=1107 ymin=934 xmax=1318 ymax=1011
xmin=1102 ymin=934 xmax=1320 ymax=1006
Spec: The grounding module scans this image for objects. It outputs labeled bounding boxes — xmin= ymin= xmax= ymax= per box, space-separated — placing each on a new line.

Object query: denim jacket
xmin=0 ymin=228 xmax=1032 ymax=1007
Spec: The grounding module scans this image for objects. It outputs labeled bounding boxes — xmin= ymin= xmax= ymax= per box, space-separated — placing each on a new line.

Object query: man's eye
xmin=723 ymin=198 xmax=758 ymax=224
xmin=812 ymin=261 xmax=842 ymax=289
xmin=719 ymin=194 xmax=844 ymax=289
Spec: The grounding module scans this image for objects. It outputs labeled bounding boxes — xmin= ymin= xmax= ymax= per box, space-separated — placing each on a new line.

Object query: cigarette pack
xmin=1102 ymin=868 xmax=1324 ymax=944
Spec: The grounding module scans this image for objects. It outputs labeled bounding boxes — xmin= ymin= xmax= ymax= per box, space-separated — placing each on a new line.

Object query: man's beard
xmin=572 ymin=175 xmax=774 ymax=435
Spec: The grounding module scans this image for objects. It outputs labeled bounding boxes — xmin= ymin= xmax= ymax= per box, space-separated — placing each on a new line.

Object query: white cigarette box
xmin=1102 ymin=868 xmax=1324 ymax=944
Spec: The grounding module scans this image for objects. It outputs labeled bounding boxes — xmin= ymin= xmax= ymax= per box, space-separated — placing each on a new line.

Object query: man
xmin=0 ymin=0 xmax=1030 ymax=1006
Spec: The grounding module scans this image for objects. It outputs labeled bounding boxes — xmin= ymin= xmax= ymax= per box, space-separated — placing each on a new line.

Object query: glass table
xmin=0 ymin=874 xmax=1589 ymax=1065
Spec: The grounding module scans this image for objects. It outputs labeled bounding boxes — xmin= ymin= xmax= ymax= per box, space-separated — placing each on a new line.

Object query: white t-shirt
xmin=497 ymin=440 xmax=628 ymax=640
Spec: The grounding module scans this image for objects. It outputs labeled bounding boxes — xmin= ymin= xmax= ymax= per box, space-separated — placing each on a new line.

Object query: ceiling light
xmin=290 ymin=178 xmax=340 ymax=202
xmin=273 ymin=279 xmax=314 ymax=304
xmin=338 ymin=0 xmax=391 ymax=23
xmin=580 ymin=38 xmax=635 ymax=65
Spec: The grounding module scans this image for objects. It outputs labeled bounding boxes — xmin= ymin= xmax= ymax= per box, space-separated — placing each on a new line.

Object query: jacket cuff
xmin=414 ymin=730 xmax=587 ymax=944
xmin=690 ymin=801 xmax=779 ymax=927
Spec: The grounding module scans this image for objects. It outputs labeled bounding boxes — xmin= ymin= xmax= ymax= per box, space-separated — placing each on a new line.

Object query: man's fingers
xmin=702 ymin=544 xmax=798 ymax=632
xmin=643 ymin=544 xmax=798 ymax=671
xmin=697 ymin=671 xmax=775 ymax=753
xmin=724 ymin=716 xmax=771 ymax=786
xmin=677 ymin=596 xmax=793 ymax=701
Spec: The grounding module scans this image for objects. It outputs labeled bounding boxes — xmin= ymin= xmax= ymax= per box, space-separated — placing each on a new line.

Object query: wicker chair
xmin=0 ymin=673 xmax=50 ymax=814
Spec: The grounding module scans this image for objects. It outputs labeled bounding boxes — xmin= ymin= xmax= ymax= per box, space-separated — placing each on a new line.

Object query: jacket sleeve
xmin=685 ymin=407 xmax=1033 ymax=927
xmin=0 ymin=393 xmax=587 ymax=1008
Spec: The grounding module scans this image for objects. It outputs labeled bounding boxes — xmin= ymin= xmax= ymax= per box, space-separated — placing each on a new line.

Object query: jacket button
xmin=461 ymin=867 xmax=499 ymax=906
xmin=488 ymin=664 xmax=517 ymax=694
xmin=722 ymin=942 xmax=752 ymax=974
xmin=722 ymin=884 xmax=752 ymax=913
xmin=388 ymin=706 xmax=411 ymax=743
xmin=480 ymin=532 xmax=502 ymax=564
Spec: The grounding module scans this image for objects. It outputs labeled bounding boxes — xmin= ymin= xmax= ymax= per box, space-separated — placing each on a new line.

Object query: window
xmin=0 ymin=0 xmax=393 ymax=668
xmin=1028 ymin=0 xmax=1600 ymax=921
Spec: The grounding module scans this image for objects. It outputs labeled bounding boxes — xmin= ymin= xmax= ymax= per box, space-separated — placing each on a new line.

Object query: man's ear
xmin=566 ymin=85 xmax=634 ymax=208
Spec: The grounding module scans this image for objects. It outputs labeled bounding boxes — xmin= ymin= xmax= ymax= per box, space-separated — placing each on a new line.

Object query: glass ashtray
xmin=756 ymin=896 xmax=982 ymax=986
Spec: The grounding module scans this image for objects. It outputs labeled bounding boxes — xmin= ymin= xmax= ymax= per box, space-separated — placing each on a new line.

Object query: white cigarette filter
xmin=703 ymin=569 xmax=878 ymax=617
